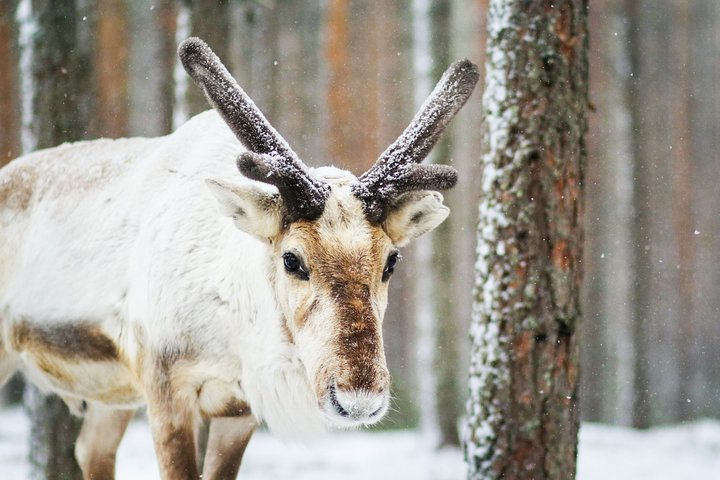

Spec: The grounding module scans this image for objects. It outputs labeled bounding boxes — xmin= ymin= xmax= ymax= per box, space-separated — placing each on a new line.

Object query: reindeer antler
xmin=352 ymin=60 xmax=479 ymax=223
xmin=179 ymin=37 xmax=330 ymax=223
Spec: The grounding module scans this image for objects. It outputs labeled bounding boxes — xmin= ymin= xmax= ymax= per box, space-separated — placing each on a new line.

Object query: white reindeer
xmin=0 ymin=38 xmax=478 ymax=479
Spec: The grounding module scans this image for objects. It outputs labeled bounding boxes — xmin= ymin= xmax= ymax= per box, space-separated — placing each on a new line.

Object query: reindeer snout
xmin=323 ymin=378 xmax=390 ymax=427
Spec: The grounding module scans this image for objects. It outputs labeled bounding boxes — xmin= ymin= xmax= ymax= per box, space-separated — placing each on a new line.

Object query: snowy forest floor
xmin=1 ymin=407 xmax=719 ymax=479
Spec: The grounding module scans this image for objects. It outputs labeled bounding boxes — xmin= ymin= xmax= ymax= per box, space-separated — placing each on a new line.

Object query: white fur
xmin=0 ymin=110 xmax=448 ymax=440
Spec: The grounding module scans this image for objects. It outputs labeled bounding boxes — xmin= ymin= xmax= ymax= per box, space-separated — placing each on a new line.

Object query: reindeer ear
xmin=383 ymin=191 xmax=449 ymax=247
xmin=205 ymin=178 xmax=282 ymax=240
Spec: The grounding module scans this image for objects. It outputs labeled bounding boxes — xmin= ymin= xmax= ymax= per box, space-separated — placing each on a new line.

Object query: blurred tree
xmin=186 ymin=0 xmax=230 ymax=116
xmin=671 ymin=0 xmax=694 ymax=422
xmin=464 ymin=0 xmax=588 ymax=478
xmin=0 ymin=0 xmax=21 ymax=167
xmin=581 ymin=0 xmax=638 ymax=426
xmin=156 ymin=0 xmax=177 ymax=135
xmin=274 ymin=0 xmax=324 ymax=162
xmin=20 ymin=0 xmax=94 ymax=478
xmin=426 ymin=0 xmax=465 ymax=448
xmin=95 ymin=0 xmax=129 ymax=137
xmin=688 ymin=0 xmax=720 ymax=420
xmin=373 ymin=0 xmax=421 ymax=431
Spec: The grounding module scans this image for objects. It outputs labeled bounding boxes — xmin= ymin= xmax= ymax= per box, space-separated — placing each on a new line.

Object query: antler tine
xmin=179 ymin=37 xmax=330 ymax=223
xmin=353 ymin=59 xmax=479 ymax=223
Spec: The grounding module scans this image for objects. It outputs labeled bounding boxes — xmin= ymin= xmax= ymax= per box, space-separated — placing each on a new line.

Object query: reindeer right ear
xmin=205 ymin=178 xmax=281 ymax=240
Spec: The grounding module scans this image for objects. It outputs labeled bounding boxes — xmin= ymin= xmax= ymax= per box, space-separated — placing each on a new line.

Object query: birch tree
xmin=464 ymin=1 xmax=588 ymax=478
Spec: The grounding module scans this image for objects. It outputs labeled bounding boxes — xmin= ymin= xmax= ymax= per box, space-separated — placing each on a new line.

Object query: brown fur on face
xmin=278 ymin=200 xmax=392 ymax=394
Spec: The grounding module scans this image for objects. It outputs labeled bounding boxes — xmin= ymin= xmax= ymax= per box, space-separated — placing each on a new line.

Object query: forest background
xmin=0 ymin=0 xmax=718 ymax=450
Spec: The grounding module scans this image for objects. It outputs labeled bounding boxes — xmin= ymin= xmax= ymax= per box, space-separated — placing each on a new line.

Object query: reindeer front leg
xmin=75 ymin=404 xmax=134 ymax=480
xmin=146 ymin=353 xmax=200 ymax=480
xmin=201 ymin=416 xmax=257 ymax=480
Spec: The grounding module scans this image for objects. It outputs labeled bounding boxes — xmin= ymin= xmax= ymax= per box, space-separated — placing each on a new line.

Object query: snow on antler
xmin=353 ymin=59 xmax=479 ymax=223
xmin=179 ymin=37 xmax=330 ymax=223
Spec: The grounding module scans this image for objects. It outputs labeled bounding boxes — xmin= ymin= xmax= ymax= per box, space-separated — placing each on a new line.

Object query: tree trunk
xmin=95 ymin=0 xmax=129 ymax=138
xmin=187 ymin=0 xmax=230 ymax=117
xmin=0 ymin=0 xmax=20 ymax=167
xmin=427 ymin=0 xmax=465 ymax=448
xmin=22 ymin=0 xmax=93 ymax=478
xmin=689 ymin=0 xmax=720 ymax=420
xmin=670 ymin=0 xmax=695 ymax=422
xmin=464 ymin=1 xmax=588 ymax=478
xmin=156 ymin=0 xmax=177 ymax=135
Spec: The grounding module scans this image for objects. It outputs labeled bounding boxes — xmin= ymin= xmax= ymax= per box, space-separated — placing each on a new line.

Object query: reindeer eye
xmin=382 ymin=252 xmax=400 ymax=282
xmin=283 ymin=252 xmax=309 ymax=280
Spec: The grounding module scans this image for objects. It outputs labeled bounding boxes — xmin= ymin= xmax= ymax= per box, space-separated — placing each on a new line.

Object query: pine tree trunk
xmin=187 ymin=0 xmax=229 ymax=117
xmin=94 ymin=0 xmax=129 ymax=138
xmin=24 ymin=0 xmax=92 ymax=477
xmin=428 ymin=0 xmax=464 ymax=448
xmin=689 ymin=0 xmax=720 ymax=419
xmin=156 ymin=0 xmax=177 ymax=135
xmin=375 ymin=0 xmax=420 ymax=430
xmin=0 ymin=0 xmax=20 ymax=167
xmin=464 ymin=1 xmax=588 ymax=478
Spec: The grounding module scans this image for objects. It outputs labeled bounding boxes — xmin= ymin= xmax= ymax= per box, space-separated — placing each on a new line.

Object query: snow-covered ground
xmin=1 ymin=407 xmax=719 ymax=479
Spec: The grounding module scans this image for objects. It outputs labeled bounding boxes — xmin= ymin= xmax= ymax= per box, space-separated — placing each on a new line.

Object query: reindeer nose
xmin=325 ymin=381 xmax=389 ymax=426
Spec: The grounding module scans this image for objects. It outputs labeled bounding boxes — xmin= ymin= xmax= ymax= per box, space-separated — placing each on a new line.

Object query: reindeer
xmin=0 ymin=38 xmax=478 ymax=479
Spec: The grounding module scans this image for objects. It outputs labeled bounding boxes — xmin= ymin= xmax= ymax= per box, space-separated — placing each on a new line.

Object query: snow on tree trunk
xmin=19 ymin=0 xmax=93 ymax=478
xmin=464 ymin=1 xmax=588 ymax=478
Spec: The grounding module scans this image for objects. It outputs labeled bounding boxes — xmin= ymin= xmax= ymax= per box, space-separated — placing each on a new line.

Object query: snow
xmin=0 ymin=407 xmax=718 ymax=479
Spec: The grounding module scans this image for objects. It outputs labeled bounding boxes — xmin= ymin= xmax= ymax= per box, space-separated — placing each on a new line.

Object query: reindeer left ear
xmin=383 ymin=191 xmax=450 ymax=247
xmin=205 ymin=178 xmax=282 ymax=240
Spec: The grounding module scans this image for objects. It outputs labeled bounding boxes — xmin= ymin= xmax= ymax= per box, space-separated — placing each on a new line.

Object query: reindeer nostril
xmin=328 ymin=383 xmax=351 ymax=418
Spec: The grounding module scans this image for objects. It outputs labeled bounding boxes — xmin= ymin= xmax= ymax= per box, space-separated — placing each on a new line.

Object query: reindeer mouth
xmin=324 ymin=380 xmax=387 ymax=426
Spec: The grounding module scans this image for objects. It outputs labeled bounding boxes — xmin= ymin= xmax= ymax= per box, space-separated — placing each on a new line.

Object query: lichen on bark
xmin=464 ymin=1 xmax=588 ymax=478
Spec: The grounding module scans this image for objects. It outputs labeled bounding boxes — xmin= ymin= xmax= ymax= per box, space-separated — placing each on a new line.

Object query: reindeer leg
xmin=201 ymin=415 xmax=257 ymax=480
xmin=145 ymin=352 xmax=201 ymax=480
xmin=75 ymin=404 xmax=134 ymax=480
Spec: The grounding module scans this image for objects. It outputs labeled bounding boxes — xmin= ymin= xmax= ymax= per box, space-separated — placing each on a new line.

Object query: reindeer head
xmin=179 ymin=38 xmax=478 ymax=428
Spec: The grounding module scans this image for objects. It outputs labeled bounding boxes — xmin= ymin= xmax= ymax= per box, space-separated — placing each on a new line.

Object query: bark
xmin=688 ymin=0 xmax=720 ymax=418
xmin=671 ymin=0 xmax=695 ymax=421
xmin=578 ymin=0 xmax=610 ymax=423
xmin=187 ymin=0 xmax=230 ymax=117
xmin=95 ymin=0 xmax=129 ymax=137
xmin=427 ymin=0 xmax=464 ymax=448
xmin=447 ymin=0 xmax=487 ymax=430
xmin=464 ymin=1 xmax=587 ymax=478
xmin=582 ymin=0 xmax=638 ymax=426
xmin=325 ymin=0 xmax=377 ymax=173
xmin=0 ymin=0 xmax=21 ymax=166
xmin=24 ymin=1 xmax=91 ymax=476
xmin=274 ymin=0 xmax=323 ymax=163
xmin=156 ymin=0 xmax=177 ymax=135
xmin=376 ymin=0 xmax=422 ymax=430
xmin=627 ymin=0 xmax=679 ymax=428
xmin=30 ymin=0 xmax=91 ymax=148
